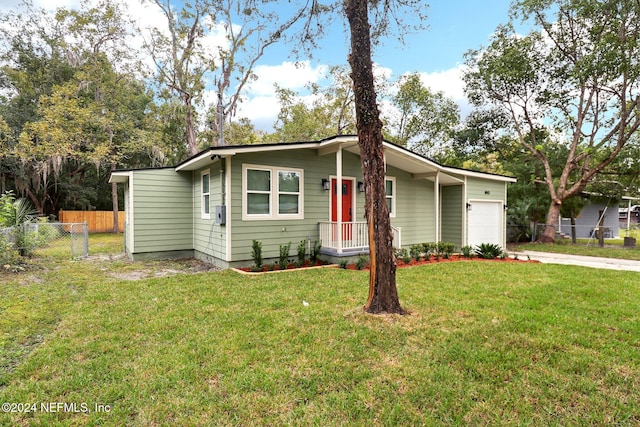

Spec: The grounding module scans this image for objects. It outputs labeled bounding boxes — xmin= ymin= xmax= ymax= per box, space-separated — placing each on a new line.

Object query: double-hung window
xmin=385 ymin=177 xmax=396 ymax=217
xmin=201 ymin=169 xmax=211 ymax=219
xmin=243 ymin=164 xmax=304 ymax=220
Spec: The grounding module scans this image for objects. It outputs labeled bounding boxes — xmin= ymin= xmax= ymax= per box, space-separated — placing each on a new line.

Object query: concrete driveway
xmin=514 ymin=250 xmax=640 ymax=272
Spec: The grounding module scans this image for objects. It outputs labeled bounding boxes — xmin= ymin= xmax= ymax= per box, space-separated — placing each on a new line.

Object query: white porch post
xmin=336 ymin=146 xmax=343 ymax=254
xmin=434 ymin=171 xmax=440 ymax=242
xmin=462 ymin=177 xmax=468 ymax=247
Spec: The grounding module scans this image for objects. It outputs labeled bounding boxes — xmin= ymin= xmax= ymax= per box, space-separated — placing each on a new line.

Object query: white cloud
xmin=223 ymin=61 xmax=328 ymax=129
xmin=418 ymin=65 xmax=473 ymax=117
xmin=418 ymin=65 xmax=467 ymax=103
xmin=246 ymin=61 xmax=328 ymax=96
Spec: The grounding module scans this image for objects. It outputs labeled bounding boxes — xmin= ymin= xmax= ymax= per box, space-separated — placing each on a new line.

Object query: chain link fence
xmin=508 ymin=223 xmax=640 ymax=248
xmin=1 ymin=222 xmax=88 ymax=259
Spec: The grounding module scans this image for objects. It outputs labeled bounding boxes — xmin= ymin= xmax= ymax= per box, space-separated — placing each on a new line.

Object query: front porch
xmin=318 ymin=221 xmax=401 ymax=255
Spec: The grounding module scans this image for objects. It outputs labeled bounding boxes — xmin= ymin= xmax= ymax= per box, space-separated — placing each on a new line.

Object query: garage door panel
xmin=468 ymin=201 xmax=502 ymax=248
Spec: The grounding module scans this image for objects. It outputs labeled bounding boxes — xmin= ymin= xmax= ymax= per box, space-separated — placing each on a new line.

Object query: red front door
xmin=331 ymin=179 xmax=353 ymax=240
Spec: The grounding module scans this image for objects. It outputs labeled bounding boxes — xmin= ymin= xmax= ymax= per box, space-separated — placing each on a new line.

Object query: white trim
xmin=109 ymin=171 xmax=131 ymax=183
xmin=242 ymin=163 xmax=304 ymax=220
xmin=336 ymin=149 xmax=343 ymax=253
xmin=225 ymin=157 xmax=232 ymax=262
xmin=434 ymin=172 xmax=439 ymax=241
xmin=440 ymin=165 xmax=516 ymax=183
xmin=385 ymin=177 xmax=397 ymax=218
xmin=176 ymin=142 xmax=320 ymax=171
xmin=462 ymin=177 xmax=468 ymax=247
xmin=201 ymin=169 xmax=211 ymax=220
xmin=127 ymin=173 xmax=134 ymax=254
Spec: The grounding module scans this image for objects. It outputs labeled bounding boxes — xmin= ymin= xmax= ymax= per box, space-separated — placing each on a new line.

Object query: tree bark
xmin=345 ymin=0 xmax=404 ymax=315
xmin=184 ymin=99 xmax=198 ymax=156
xmin=539 ymin=202 xmax=561 ymax=243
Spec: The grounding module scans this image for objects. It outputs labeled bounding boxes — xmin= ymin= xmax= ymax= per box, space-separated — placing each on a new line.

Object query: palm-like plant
xmin=1 ymin=191 xmax=39 ymax=255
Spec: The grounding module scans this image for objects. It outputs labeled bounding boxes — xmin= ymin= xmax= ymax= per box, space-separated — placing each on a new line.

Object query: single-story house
xmin=560 ymin=200 xmax=619 ymax=239
xmin=109 ymin=135 xmax=516 ymax=268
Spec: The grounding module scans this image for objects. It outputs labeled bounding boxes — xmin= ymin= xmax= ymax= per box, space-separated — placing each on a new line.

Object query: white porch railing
xmin=319 ymin=221 xmax=401 ymax=252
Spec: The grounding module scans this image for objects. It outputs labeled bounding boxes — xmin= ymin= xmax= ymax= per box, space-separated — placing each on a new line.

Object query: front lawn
xmin=1 ymin=235 xmax=639 ymax=425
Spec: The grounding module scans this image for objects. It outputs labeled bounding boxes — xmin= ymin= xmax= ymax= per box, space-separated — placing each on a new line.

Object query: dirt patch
xmin=109 ymin=258 xmax=220 ymax=281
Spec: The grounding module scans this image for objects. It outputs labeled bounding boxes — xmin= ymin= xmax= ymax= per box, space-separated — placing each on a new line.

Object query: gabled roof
xmin=173 ymin=135 xmax=516 ymax=184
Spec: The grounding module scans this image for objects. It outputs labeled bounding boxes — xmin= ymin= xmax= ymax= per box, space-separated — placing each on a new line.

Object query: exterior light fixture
xmin=357 ymin=181 xmax=365 ymax=192
xmin=322 ymin=178 xmax=330 ymax=191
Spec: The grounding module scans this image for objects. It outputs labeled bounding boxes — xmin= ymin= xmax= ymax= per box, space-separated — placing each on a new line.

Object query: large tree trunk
xmin=539 ymin=202 xmax=561 ymax=243
xmin=184 ymin=100 xmax=198 ymax=156
xmin=345 ymin=0 xmax=405 ymax=315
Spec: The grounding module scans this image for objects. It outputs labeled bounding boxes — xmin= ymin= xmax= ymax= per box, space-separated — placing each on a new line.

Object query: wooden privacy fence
xmin=58 ymin=210 xmax=125 ymax=233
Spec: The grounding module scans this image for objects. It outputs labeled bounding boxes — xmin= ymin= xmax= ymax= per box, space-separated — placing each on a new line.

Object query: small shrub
xmin=422 ymin=242 xmax=434 ymax=259
xmin=356 ymin=255 xmax=369 ymax=270
xmin=460 ymin=245 xmax=475 ymax=258
xmin=0 ymin=235 xmax=22 ymax=271
xmin=310 ymin=240 xmax=322 ymax=262
xmin=339 ymin=259 xmax=348 ymax=269
xmin=296 ymin=240 xmax=306 ymax=266
xmin=409 ymin=244 xmax=423 ymax=261
xmin=251 ymin=240 xmax=263 ymax=269
xmin=395 ymin=248 xmax=411 ymax=264
xmin=475 ymin=243 xmax=503 ymax=259
xmin=437 ymin=242 xmax=455 ymax=259
xmin=279 ymin=242 xmax=291 ymax=269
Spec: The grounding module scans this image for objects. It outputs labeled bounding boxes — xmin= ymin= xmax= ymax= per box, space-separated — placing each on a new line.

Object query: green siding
xmin=387 ymin=165 xmax=435 ymax=247
xmin=441 ymin=185 xmax=463 ymax=249
xmin=131 ymin=169 xmax=193 ymax=253
xmin=228 ymin=152 xmax=438 ymax=263
xmin=230 ymin=148 xmax=351 ymax=261
xmin=193 ymin=162 xmax=227 ymax=262
xmin=466 ymin=178 xmax=507 ymax=202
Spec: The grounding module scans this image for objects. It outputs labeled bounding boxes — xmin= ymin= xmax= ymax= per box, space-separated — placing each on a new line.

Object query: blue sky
xmin=5 ymin=0 xmax=515 ymax=131
xmin=241 ymin=0 xmax=515 ymax=130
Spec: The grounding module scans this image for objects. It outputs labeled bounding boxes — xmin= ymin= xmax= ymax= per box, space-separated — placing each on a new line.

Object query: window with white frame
xmin=243 ymin=164 xmax=303 ymax=220
xmin=385 ymin=177 xmax=396 ymax=217
xmin=201 ymin=169 xmax=211 ymax=219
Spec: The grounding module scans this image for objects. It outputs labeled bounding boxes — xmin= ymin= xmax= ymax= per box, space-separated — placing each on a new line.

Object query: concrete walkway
xmin=513 ymin=250 xmax=640 ymax=272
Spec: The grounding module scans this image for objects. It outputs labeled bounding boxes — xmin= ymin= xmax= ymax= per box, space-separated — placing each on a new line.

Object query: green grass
xmin=1 ymin=234 xmax=640 ymax=425
xmin=514 ymin=238 xmax=640 ymax=260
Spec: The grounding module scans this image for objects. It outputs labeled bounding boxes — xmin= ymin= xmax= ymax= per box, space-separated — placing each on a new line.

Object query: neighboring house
xmin=619 ymin=205 xmax=640 ymax=228
xmin=560 ymin=201 xmax=620 ymax=239
xmin=109 ymin=135 xmax=516 ymax=268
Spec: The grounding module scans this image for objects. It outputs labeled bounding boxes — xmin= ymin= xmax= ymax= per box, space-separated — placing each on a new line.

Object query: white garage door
xmin=468 ymin=201 xmax=503 ymax=248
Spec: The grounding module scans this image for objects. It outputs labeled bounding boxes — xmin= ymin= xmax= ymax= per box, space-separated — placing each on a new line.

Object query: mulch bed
xmin=235 ymin=255 xmax=539 ymax=274
xmin=347 ymin=254 xmax=539 ymax=271
xmin=235 ymin=260 xmax=330 ymax=274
